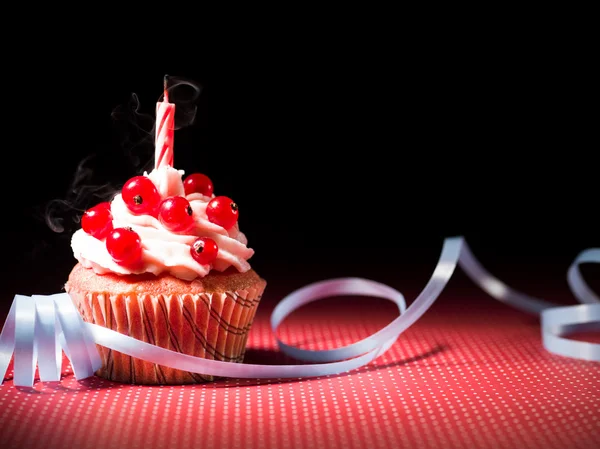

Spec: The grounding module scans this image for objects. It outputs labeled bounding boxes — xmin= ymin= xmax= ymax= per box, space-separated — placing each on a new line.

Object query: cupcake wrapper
xmin=69 ymin=284 xmax=264 ymax=384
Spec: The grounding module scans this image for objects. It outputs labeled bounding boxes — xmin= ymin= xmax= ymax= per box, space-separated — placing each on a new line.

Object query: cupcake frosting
xmin=71 ymin=166 xmax=254 ymax=281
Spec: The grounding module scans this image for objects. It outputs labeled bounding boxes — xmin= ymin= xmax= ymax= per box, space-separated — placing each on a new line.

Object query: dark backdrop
xmin=1 ymin=48 xmax=596 ymax=307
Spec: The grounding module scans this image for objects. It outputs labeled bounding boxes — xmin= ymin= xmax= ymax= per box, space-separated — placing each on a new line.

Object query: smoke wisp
xmin=44 ymin=154 xmax=121 ymax=233
xmin=44 ymin=75 xmax=204 ymax=234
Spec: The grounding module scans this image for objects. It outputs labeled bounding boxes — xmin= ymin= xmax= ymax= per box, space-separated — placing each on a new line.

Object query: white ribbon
xmin=1 ymin=236 xmax=598 ymax=387
xmin=0 ymin=293 xmax=102 ymax=386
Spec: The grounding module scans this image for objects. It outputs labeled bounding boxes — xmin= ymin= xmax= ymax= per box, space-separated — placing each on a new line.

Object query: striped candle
xmin=155 ymin=75 xmax=175 ymax=169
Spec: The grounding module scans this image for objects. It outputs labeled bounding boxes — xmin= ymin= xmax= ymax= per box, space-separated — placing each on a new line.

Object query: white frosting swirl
xmin=71 ymin=166 xmax=254 ymax=281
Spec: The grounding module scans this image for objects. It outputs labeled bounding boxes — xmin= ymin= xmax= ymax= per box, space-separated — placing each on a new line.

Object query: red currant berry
xmin=206 ymin=196 xmax=239 ymax=229
xmin=122 ymin=176 xmax=161 ymax=215
xmin=106 ymin=227 xmax=142 ymax=265
xmin=158 ymin=196 xmax=194 ymax=232
xmin=190 ymin=237 xmax=219 ymax=265
xmin=183 ymin=173 xmax=214 ymax=197
xmin=81 ymin=202 xmax=113 ymax=239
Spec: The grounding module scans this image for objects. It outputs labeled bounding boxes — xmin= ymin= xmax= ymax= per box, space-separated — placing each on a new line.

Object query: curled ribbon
xmin=1 ymin=236 xmax=598 ymax=387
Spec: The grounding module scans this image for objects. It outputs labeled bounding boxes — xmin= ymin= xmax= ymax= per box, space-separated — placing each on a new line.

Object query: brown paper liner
xmin=69 ymin=283 xmax=265 ymax=384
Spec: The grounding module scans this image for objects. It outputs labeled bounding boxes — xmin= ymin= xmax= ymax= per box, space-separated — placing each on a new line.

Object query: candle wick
xmin=163 ymin=74 xmax=169 ymax=102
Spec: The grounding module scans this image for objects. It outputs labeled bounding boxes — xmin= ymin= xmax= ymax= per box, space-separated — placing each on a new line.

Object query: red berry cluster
xmin=81 ymin=172 xmax=240 ymax=268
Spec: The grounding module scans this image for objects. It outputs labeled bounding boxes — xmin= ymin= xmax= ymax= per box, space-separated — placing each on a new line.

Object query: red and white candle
xmin=155 ymin=76 xmax=175 ymax=169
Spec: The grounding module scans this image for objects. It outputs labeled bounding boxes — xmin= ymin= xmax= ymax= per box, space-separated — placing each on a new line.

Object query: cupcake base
xmin=65 ymin=264 xmax=266 ymax=384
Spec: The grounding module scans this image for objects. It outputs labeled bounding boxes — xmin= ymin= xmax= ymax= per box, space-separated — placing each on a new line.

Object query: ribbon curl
xmin=1 ymin=237 xmax=598 ymax=387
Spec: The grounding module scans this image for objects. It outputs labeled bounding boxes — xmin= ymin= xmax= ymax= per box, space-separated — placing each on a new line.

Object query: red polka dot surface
xmin=0 ymin=289 xmax=598 ymax=449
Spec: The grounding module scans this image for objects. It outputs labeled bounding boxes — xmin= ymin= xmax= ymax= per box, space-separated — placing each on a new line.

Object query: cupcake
xmin=65 ymin=165 xmax=266 ymax=384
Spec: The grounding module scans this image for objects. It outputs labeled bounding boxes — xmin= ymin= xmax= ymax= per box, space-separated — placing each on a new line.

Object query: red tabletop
xmin=1 ymin=284 xmax=599 ymax=449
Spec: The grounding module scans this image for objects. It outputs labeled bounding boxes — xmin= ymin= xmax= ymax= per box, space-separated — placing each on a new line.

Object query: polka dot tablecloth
xmin=1 ymin=287 xmax=599 ymax=449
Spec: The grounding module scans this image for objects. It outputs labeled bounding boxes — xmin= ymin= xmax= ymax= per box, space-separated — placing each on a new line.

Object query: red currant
xmin=81 ymin=202 xmax=113 ymax=239
xmin=158 ymin=196 xmax=194 ymax=232
xmin=183 ymin=173 xmax=214 ymax=197
xmin=106 ymin=227 xmax=142 ymax=265
xmin=190 ymin=237 xmax=219 ymax=265
xmin=122 ymin=176 xmax=161 ymax=215
xmin=206 ymin=196 xmax=239 ymax=229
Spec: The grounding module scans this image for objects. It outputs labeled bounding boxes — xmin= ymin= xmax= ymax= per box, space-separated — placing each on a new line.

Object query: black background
xmin=0 ymin=44 xmax=596 ymax=306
